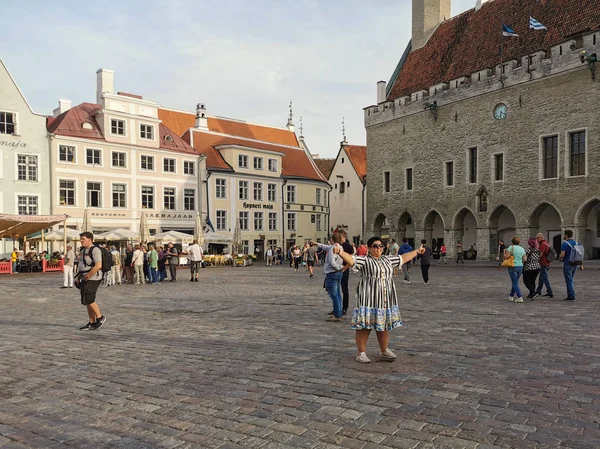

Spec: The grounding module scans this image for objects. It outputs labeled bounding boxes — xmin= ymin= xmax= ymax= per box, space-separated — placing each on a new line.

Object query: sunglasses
xmin=370 ymin=244 xmax=384 ymax=249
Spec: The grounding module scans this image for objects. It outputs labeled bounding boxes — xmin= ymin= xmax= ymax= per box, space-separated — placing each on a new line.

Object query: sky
xmin=2 ymin=0 xmax=475 ymax=158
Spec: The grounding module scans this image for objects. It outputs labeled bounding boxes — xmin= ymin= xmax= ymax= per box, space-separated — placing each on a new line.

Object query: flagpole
xmin=500 ymin=24 xmax=505 ymax=87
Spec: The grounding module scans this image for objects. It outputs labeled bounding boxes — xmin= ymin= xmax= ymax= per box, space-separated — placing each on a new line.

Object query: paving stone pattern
xmin=1 ymin=263 xmax=599 ymax=449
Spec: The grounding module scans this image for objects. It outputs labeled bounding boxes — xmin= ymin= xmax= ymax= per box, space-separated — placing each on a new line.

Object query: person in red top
xmin=535 ymin=233 xmax=554 ymax=298
xmin=356 ymin=241 xmax=368 ymax=256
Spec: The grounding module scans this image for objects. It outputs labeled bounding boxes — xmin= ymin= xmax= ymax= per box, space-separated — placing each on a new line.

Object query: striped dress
xmin=351 ymin=254 xmax=403 ymax=331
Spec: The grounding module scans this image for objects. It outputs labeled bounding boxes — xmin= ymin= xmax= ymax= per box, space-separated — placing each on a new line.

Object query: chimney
xmin=96 ymin=69 xmax=114 ymax=104
xmin=412 ymin=0 xmax=452 ymax=51
xmin=195 ymin=103 xmax=208 ymax=130
xmin=53 ymin=99 xmax=72 ymax=117
xmin=377 ymin=81 xmax=387 ymax=104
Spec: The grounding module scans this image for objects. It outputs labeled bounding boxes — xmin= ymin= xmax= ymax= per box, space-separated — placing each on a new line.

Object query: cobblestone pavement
xmin=1 ymin=263 xmax=599 ymax=449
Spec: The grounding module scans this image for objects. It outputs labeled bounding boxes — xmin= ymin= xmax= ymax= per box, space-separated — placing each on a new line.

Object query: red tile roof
xmin=388 ymin=0 xmax=600 ymax=101
xmin=313 ymin=158 xmax=336 ymax=179
xmin=344 ymin=145 xmax=367 ymax=182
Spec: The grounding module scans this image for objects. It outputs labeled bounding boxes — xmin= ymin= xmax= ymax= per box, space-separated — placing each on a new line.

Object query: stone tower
xmin=412 ymin=0 xmax=451 ymax=51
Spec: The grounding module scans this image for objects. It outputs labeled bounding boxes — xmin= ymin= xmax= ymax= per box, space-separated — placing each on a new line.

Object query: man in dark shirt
xmin=166 ymin=242 xmax=179 ymax=281
xmin=338 ymin=230 xmax=354 ymax=315
xmin=124 ymin=244 xmax=134 ymax=284
xmin=418 ymin=239 xmax=433 ymax=284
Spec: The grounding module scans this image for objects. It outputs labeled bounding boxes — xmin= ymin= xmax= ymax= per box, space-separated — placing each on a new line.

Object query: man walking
xmin=148 ymin=244 xmax=158 ymax=284
xmin=559 ymin=230 xmax=578 ymax=301
xmin=389 ymin=239 xmax=399 ymax=256
xmin=188 ymin=239 xmax=203 ymax=282
xmin=75 ymin=232 xmax=106 ymax=330
xmin=338 ymin=230 xmax=354 ymax=314
xmin=306 ymin=242 xmax=318 ymax=278
xmin=456 ymin=240 xmax=465 ymax=264
xmin=166 ymin=242 xmax=179 ymax=281
xmin=535 ymin=233 xmax=554 ymax=298
xmin=418 ymin=239 xmax=432 ymax=284
xmin=61 ymin=244 xmax=75 ymax=288
xmin=399 ymin=238 xmax=413 ymax=284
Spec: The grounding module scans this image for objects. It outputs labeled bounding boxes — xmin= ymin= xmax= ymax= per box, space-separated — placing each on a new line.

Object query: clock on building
xmin=493 ymin=103 xmax=508 ymax=120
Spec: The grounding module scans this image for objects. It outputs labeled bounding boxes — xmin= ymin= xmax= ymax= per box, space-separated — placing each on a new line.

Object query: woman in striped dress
xmin=337 ymin=236 xmax=423 ymax=363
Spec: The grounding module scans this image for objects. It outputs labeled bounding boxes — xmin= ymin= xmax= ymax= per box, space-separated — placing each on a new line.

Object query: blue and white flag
xmin=205 ymin=218 xmax=215 ymax=233
xmin=502 ymin=24 xmax=519 ymax=37
xmin=529 ymin=17 xmax=547 ymax=31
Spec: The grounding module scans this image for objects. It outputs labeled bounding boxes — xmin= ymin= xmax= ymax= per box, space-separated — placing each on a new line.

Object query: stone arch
xmin=575 ymin=197 xmax=600 ymax=225
xmin=423 ymin=210 xmax=445 ymax=249
xmin=488 ymin=205 xmax=517 ymax=256
xmin=530 ymin=203 xmax=563 ymax=250
xmin=575 ymin=198 xmax=600 ymax=259
xmin=397 ymin=210 xmax=416 ymax=247
xmin=453 ymin=208 xmax=478 ymax=256
xmin=372 ymin=213 xmax=390 ymax=242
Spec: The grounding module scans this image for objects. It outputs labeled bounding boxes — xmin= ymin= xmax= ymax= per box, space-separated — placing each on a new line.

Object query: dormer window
xmin=111 ymin=119 xmax=125 ymax=136
xmin=268 ymin=158 xmax=277 ymax=172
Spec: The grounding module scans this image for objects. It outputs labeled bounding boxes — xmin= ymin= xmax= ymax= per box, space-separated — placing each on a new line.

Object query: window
xmin=268 ymin=183 xmax=276 ymax=202
xmin=238 ymin=180 xmax=249 ymax=200
xmin=268 ymin=212 xmax=277 ymax=231
xmin=141 ymin=155 xmax=154 ymax=170
xmin=184 ymin=189 xmax=195 ymax=210
xmin=86 ymin=148 xmax=101 ymax=165
xmin=406 ymin=168 xmax=413 ymax=191
xmin=254 ymin=212 xmax=263 ymax=231
xmin=0 ymin=112 xmax=15 ymax=134
xmin=140 ymin=124 xmax=154 ymax=140
xmin=111 ymin=119 xmax=125 ymax=135
xmin=59 ymin=145 xmax=75 ymax=162
xmin=59 ymin=180 xmax=75 ymax=206
xmin=163 ymin=158 xmax=176 ymax=173
xmin=238 ymin=154 xmax=248 ymax=168
xmin=183 ymin=161 xmax=195 ymax=175
xmin=542 ymin=136 xmax=558 ymax=179
xmin=287 ymin=213 xmax=296 ymax=231
xmin=216 ymin=178 xmax=227 ymax=198
xmin=384 ymin=171 xmax=391 ymax=193
xmin=468 ymin=147 xmax=478 ymax=184
xmin=141 ymin=186 xmax=154 ymax=209
xmin=86 ymin=182 xmax=102 ymax=207
xmin=316 ymin=214 xmax=322 ymax=231
xmin=239 ymin=211 xmax=249 ymax=231
xmin=316 ymin=188 xmax=321 ymax=205
xmin=478 ymin=191 xmax=488 ymax=213
xmin=268 ymin=158 xmax=277 ymax=172
xmin=339 ymin=182 xmax=346 ymax=193
xmin=311 ymin=214 xmax=316 ymax=223
xmin=216 ymin=210 xmax=227 ymax=230
xmin=569 ymin=131 xmax=586 ymax=177
xmin=342 ymin=158 xmax=345 ymax=163
xmin=445 ymin=161 xmax=454 ymax=186
xmin=17 ymin=195 xmax=37 ymax=215
xmin=164 ymin=187 xmax=176 ymax=210
xmin=253 ymin=157 xmax=263 ymax=170
xmin=287 ymin=185 xmax=296 ymax=203
xmin=112 ymin=151 xmax=126 ymax=168
xmin=112 ymin=184 xmax=126 ymax=208
xmin=253 ymin=182 xmax=263 ymax=201
xmin=17 ymin=155 xmax=37 ymax=181
xmin=494 ymin=154 xmax=504 ymax=181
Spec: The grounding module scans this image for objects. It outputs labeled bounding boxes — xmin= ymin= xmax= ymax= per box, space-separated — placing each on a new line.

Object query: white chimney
xmin=195 ymin=103 xmax=208 ymax=130
xmin=377 ymin=81 xmax=387 ymax=104
xmin=53 ymin=99 xmax=72 ymax=117
xmin=412 ymin=0 xmax=452 ymax=51
xmin=475 ymin=0 xmax=489 ymax=11
xmin=96 ymin=69 xmax=114 ymax=104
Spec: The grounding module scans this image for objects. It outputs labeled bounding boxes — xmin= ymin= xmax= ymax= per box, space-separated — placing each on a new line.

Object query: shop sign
xmin=242 ymin=202 xmax=274 ymax=210
xmin=146 ymin=213 xmax=194 ymax=219
xmin=91 ymin=213 xmax=126 ymax=217
xmin=0 ymin=140 xmax=27 ymax=148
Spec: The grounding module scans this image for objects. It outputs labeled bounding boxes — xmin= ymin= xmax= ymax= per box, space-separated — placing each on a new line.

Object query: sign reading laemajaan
xmin=0 ymin=140 xmax=28 ymax=148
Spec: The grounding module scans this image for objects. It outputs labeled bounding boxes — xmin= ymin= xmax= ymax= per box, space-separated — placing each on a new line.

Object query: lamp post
xmin=581 ymin=51 xmax=598 ymax=80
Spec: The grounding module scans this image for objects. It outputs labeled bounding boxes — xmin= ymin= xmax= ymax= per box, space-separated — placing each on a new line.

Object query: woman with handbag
xmin=503 ymin=236 xmax=527 ymax=303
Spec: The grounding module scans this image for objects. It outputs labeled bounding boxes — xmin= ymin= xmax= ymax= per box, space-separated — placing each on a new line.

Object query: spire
xmin=299 ymin=116 xmax=304 ymax=138
xmin=286 ymin=99 xmax=294 ymax=132
xmin=341 ymin=117 xmax=348 ymax=146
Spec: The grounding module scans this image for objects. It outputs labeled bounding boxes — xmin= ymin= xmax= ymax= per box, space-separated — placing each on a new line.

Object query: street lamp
xmin=580 ymin=50 xmax=597 ymax=80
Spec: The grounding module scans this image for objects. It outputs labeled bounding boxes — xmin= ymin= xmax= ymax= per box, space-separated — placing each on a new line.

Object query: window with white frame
xmin=17 ymin=155 xmax=37 ymax=181
xmin=216 ymin=210 xmax=227 ymax=230
xmin=0 ymin=111 xmax=16 ymax=135
xmin=287 ymin=212 xmax=296 ymax=231
xmin=17 ymin=195 xmax=37 ymax=215
xmin=268 ymin=158 xmax=277 ymax=172
xmin=164 ymin=187 xmax=176 ymax=210
xmin=111 ymin=119 xmax=125 ymax=135
xmin=239 ymin=211 xmax=249 ymax=231
xmin=253 ymin=182 xmax=263 ymax=201
xmin=59 ymin=145 xmax=75 ymax=162
xmin=267 ymin=183 xmax=276 ymax=202
xmin=140 ymin=124 xmax=154 ymax=140
xmin=163 ymin=158 xmax=176 ymax=173
xmin=112 ymin=151 xmax=126 ymax=168
xmin=238 ymin=180 xmax=248 ymax=200
xmin=216 ymin=178 xmax=227 ymax=198
xmin=268 ymin=212 xmax=277 ymax=231
xmin=286 ymin=185 xmax=296 ymax=203
xmin=254 ymin=212 xmax=263 ymax=231
xmin=316 ymin=188 xmax=321 ymax=205
xmin=141 ymin=155 xmax=154 ymax=170
xmin=59 ymin=180 xmax=75 ymax=206
xmin=141 ymin=186 xmax=154 ymax=209
xmin=86 ymin=182 xmax=102 ymax=207
xmin=253 ymin=156 xmax=263 ymax=170
xmin=112 ymin=184 xmax=126 ymax=208
xmin=86 ymin=148 xmax=101 ymax=165
xmin=183 ymin=161 xmax=195 ymax=175
xmin=184 ymin=189 xmax=195 ymax=210
xmin=569 ymin=131 xmax=586 ymax=177
xmin=238 ymin=154 xmax=248 ymax=168
xmin=316 ymin=214 xmax=321 ymax=231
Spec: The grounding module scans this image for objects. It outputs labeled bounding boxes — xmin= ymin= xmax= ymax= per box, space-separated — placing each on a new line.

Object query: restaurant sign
xmin=146 ymin=213 xmax=194 ymax=219
xmin=242 ymin=202 xmax=274 ymax=210
xmin=0 ymin=140 xmax=27 ymax=148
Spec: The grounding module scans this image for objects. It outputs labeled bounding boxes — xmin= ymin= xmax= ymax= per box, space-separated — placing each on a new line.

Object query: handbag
xmin=501 ymin=255 xmax=514 ymax=268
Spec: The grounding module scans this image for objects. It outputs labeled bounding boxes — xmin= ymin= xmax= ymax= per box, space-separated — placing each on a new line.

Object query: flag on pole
xmin=205 ymin=217 xmax=215 ymax=233
xmin=502 ymin=24 xmax=519 ymax=37
xmin=529 ymin=17 xmax=547 ymax=31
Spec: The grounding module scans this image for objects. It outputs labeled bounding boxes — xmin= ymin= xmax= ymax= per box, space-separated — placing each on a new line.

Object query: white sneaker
xmin=515 ymin=297 xmax=524 ymax=303
xmin=380 ymin=348 xmax=397 ymax=361
xmin=508 ymin=296 xmax=515 ymax=302
xmin=356 ymin=352 xmax=371 ymax=363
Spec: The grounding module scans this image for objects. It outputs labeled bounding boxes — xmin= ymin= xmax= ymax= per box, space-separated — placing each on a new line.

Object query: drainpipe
xmin=48 ymin=134 xmax=55 ymax=215
xmin=326 ymin=186 xmax=332 ymax=239
xmin=361 ymin=178 xmax=366 ymax=240
xmin=205 ymin=171 xmax=212 ymax=223
xmin=281 ymin=178 xmax=287 ymax=251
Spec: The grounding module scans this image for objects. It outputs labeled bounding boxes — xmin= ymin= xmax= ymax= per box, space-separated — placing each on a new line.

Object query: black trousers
xmin=523 ymin=269 xmax=540 ymax=297
xmin=169 ymin=261 xmax=177 ymax=280
xmin=341 ymin=269 xmax=350 ymax=312
xmin=421 ymin=264 xmax=430 ymax=283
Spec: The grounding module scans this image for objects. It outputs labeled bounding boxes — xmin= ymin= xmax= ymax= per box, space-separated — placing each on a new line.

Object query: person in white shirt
xmin=110 ymin=246 xmax=122 ymax=286
xmin=265 ymin=247 xmax=273 ymax=266
xmin=188 ymin=239 xmax=203 ymax=282
xmin=61 ymin=244 xmax=76 ymax=288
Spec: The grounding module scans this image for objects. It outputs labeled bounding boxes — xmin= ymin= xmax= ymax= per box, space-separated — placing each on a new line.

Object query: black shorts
xmin=80 ymin=279 xmax=101 ymax=305
xmin=307 ymin=260 xmax=315 ymax=267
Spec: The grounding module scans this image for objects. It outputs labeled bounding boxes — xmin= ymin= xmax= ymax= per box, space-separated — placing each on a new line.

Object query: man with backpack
xmin=559 ymin=229 xmax=583 ymax=301
xmin=535 ymin=233 xmax=555 ymax=298
xmin=75 ymin=232 xmax=106 ymax=330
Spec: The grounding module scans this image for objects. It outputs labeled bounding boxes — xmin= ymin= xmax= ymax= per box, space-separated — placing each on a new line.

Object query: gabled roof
xmin=314 ymin=158 xmax=335 ymax=179
xmin=344 ymin=145 xmax=367 ymax=182
xmin=387 ymin=0 xmax=600 ymax=101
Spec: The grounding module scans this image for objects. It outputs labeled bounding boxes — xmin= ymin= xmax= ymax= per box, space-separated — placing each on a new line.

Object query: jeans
xmin=421 ymin=264 xmax=430 ymax=283
xmin=508 ymin=266 xmax=523 ymax=298
xmin=402 ymin=263 xmax=411 ymax=282
xmin=12 ymin=262 xmax=17 ymax=273
xmin=536 ymin=265 xmax=553 ymax=295
xmin=563 ymin=264 xmax=577 ymax=299
xmin=149 ymin=267 xmax=158 ymax=283
xmin=341 ymin=269 xmax=350 ymax=312
xmin=325 ymin=271 xmax=343 ymax=318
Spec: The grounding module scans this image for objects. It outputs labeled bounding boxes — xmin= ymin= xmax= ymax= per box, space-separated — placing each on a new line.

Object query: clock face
xmin=494 ymin=103 xmax=508 ymax=120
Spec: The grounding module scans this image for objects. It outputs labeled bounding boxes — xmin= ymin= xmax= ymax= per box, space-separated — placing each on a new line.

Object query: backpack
xmin=82 ymin=245 xmax=112 ymax=273
xmin=566 ymin=240 xmax=584 ymax=266
xmin=546 ymin=246 xmax=558 ymax=263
